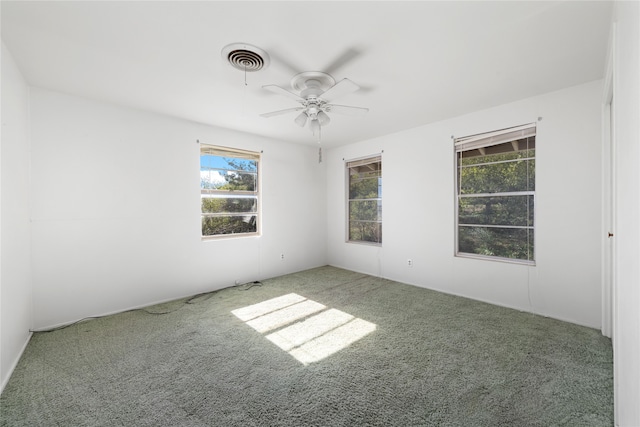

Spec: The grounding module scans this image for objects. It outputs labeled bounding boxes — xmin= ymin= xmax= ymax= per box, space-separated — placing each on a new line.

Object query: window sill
xmin=346 ymin=240 xmax=382 ymax=247
xmin=202 ymin=232 xmax=261 ymax=241
xmin=455 ymin=252 xmax=535 ymax=266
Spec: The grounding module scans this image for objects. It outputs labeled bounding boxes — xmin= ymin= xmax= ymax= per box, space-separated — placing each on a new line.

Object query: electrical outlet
xmin=280 ymin=253 xmax=285 ymax=260
xmin=407 ymin=259 xmax=413 ymax=267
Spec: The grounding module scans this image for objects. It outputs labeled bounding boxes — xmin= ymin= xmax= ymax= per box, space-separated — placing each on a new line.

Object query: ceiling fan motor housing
xmin=291 ymin=72 xmax=335 ymax=98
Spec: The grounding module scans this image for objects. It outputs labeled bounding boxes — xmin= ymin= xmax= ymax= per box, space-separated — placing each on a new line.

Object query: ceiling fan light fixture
xmin=309 ymin=118 xmax=321 ymax=135
xmin=317 ymin=111 xmax=331 ymax=126
xmin=294 ymin=112 xmax=308 ymax=127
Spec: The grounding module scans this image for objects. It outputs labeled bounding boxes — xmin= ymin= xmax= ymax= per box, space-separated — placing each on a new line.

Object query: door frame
xmin=601 ymin=21 xmax=617 ymax=423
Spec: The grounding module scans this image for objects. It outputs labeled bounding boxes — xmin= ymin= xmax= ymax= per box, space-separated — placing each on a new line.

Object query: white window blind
xmin=346 ymin=155 xmax=382 ymax=169
xmin=200 ymin=145 xmax=260 ymax=161
xmin=455 ymin=123 xmax=536 ymax=152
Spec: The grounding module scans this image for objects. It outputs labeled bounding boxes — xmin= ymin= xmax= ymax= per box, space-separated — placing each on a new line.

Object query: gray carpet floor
xmin=1 ymin=266 xmax=613 ymax=426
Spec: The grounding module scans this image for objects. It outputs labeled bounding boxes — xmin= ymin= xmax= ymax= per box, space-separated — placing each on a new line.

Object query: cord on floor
xmin=30 ymin=280 xmax=264 ymax=333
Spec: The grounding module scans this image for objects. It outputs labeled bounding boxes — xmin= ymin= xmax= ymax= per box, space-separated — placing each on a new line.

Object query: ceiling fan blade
xmin=319 ymin=78 xmax=360 ymax=102
xmin=323 ymin=48 xmax=362 ymax=75
xmin=262 ymin=84 xmax=304 ymax=102
xmin=325 ymin=104 xmax=369 ymax=116
xmin=267 ymin=51 xmax=302 ymax=75
xmin=260 ymin=107 xmax=304 ymax=118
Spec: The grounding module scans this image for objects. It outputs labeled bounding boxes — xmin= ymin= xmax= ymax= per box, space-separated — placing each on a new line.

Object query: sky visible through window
xmin=200 ymin=155 xmax=257 ymax=189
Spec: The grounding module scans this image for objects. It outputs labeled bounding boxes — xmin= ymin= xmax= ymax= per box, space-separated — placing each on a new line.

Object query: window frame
xmin=200 ymin=143 xmax=261 ymax=240
xmin=454 ymin=124 xmax=536 ymax=265
xmin=345 ymin=154 xmax=382 ymax=245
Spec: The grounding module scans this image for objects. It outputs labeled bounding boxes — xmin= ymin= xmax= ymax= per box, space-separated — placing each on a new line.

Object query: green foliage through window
xmin=455 ymin=126 xmax=535 ymax=262
xmin=200 ymin=145 xmax=259 ymax=237
xmin=347 ymin=156 xmax=382 ymax=244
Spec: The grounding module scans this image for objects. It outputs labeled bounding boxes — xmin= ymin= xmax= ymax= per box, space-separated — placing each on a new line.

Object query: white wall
xmin=326 ymin=80 xmax=603 ymax=328
xmin=29 ymin=88 xmax=327 ymax=329
xmin=1 ymin=42 xmax=33 ymax=391
xmin=611 ymin=1 xmax=640 ymax=425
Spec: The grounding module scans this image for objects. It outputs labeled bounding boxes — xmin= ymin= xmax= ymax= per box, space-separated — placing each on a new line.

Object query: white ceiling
xmin=1 ymin=1 xmax=613 ymax=148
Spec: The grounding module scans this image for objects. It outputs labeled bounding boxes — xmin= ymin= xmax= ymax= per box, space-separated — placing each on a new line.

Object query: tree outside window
xmin=347 ymin=156 xmax=382 ymax=244
xmin=455 ymin=125 xmax=536 ymax=263
xmin=200 ymin=145 xmax=260 ymax=238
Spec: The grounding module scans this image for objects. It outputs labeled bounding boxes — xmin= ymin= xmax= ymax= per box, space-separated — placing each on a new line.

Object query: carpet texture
xmin=0 ymin=266 xmax=613 ymax=426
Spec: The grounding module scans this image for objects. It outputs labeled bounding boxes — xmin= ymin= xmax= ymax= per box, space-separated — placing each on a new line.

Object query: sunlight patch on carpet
xmin=232 ymin=293 xmax=307 ymax=321
xmin=232 ymin=293 xmax=376 ymax=365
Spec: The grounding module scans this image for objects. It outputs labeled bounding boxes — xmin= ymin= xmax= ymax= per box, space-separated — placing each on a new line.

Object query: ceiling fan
xmin=260 ymin=71 xmax=369 ymax=139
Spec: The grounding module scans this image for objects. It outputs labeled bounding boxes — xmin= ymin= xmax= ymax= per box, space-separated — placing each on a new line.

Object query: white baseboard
xmin=1 ymin=331 xmax=33 ymax=395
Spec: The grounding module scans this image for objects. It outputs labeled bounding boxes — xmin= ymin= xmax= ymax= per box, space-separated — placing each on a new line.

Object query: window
xmin=455 ymin=124 xmax=536 ymax=263
xmin=200 ymin=144 xmax=260 ymax=238
xmin=347 ymin=155 xmax=382 ymax=244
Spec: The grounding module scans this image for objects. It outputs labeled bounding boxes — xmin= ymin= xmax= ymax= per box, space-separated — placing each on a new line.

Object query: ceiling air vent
xmin=221 ymin=43 xmax=270 ymax=72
